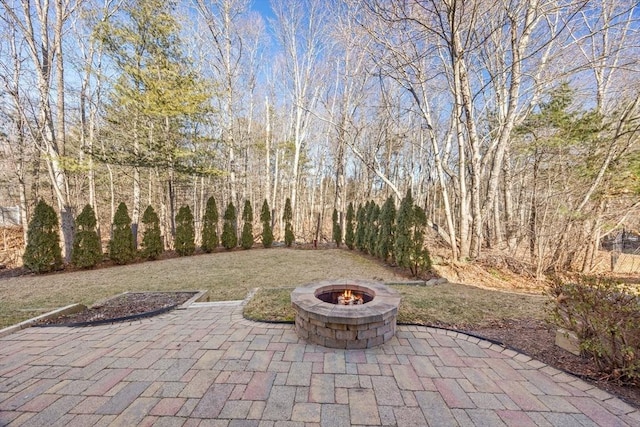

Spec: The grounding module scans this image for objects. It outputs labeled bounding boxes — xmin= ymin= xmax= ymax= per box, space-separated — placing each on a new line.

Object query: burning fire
xmin=337 ymin=289 xmax=363 ymax=305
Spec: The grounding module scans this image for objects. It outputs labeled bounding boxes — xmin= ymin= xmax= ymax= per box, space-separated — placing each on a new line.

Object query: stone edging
xmin=0 ymin=290 xmax=209 ymax=336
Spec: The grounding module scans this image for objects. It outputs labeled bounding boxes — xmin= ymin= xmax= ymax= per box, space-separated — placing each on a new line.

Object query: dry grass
xmin=1 ymin=247 xmax=547 ymax=330
xmin=243 ymin=283 xmax=547 ymax=328
xmin=393 ymin=284 xmax=547 ymax=328
xmin=0 ymin=248 xmax=403 ymax=329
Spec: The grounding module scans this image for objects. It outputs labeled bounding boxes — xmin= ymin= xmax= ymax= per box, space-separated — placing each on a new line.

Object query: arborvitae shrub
xmin=365 ymin=202 xmax=380 ymax=255
xmin=23 ymin=200 xmax=63 ymax=273
xmin=332 ymin=208 xmax=342 ymax=247
xmin=72 ymin=204 xmax=102 ymax=268
xmin=283 ymin=197 xmax=294 ymax=247
xmin=260 ymin=199 xmax=274 ymax=248
xmin=201 ymin=196 xmax=219 ymax=253
xmin=221 ymin=202 xmax=237 ymax=250
xmin=109 ymin=202 xmax=136 ymax=264
xmin=409 ymin=205 xmax=432 ymax=276
xmin=175 ymin=205 xmax=195 ymax=256
xmin=355 ymin=203 xmax=366 ymax=251
xmin=241 ymin=200 xmax=254 ymax=249
xmin=376 ymin=196 xmax=396 ymax=261
xmin=345 ymin=202 xmax=355 ymax=250
xmin=141 ymin=205 xmax=163 ymax=259
xmin=394 ymin=189 xmax=414 ymax=269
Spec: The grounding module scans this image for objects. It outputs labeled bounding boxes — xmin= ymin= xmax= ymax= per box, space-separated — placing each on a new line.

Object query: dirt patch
xmin=35 ymin=292 xmax=196 ymax=326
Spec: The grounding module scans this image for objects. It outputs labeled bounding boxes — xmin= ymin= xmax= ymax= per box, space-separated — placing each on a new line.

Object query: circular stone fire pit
xmin=291 ymin=279 xmax=401 ymax=349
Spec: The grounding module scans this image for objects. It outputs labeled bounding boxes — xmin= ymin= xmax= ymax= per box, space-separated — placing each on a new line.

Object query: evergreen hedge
xmin=23 ymin=200 xmax=63 ymax=273
xmin=332 ymin=208 xmax=342 ymax=247
xmin=409 ymin=205 xmax=432 ymax=275
xmin=365 ymin=201 xmax=380 ymax=255
xmin=241 ymin=200 xmax=254 ymax=249
xmin=175 ymin=205 xmax=195 ymax=256
xmin=201 ymin=196 xmax=219 ymax=253
xmin=221 ymin=202 xmax=238 ymax=250
xmin=141 ymin=205 xmax=163 ymax=259
xmin=283 ymin=197 xmax=294 ymax=247
xmin=376 ymin=196 xmax=396 ymax=261
xmin=394 ymin=189 xmax=414 ymax=270
xmin=109 ymin=202 xmax=136 ymax=264
xmin=355 ymin=203 xmax=366 ymax=251
xmin=260 ymin=199 xmax=274 ymax=248
xmin=71 ymin=204 xmax=102 ymax=268
xmin=344 ymin=202 xmax=355 ymax=250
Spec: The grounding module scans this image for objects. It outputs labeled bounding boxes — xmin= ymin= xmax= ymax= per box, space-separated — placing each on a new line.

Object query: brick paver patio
xmin=1 ymin=300 xmax=638 ymax=426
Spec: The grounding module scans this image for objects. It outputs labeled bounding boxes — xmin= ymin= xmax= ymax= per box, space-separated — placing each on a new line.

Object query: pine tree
xmin=355 ymin=203 xmax=366 ymax=251
xmin=23 ymin=200 xmax=63 ymax=273
xmin=394 ymin=189 xmax=414 ymax=270
xmin=141 ymin=205 xmax=163 ymax=259
xmin=376 ymin=196 xmax=396 ymax=261
xmin=283 ymin=197 xmax=294 ymax=247
xmin=260 ymin=199 xmax=274 ymax=248
xmin=332 ymin=208 xmax=342 ymax=248
xmin=409 ymin=205 xmax=432 ymax=276
xmin=221 ymin=202 xmax=237 ymax=250
xmin=109 ymin=202 xmax=136 ymax=264
xmin=174 ymin=205 xmax=195 ymax=256
xmin=201 ymin=196 xmax=219 ymax=253
xmin=72 ymin=204 xmax=102 ymax=268
xmin=344 ymin=202 xmax=355 ymax=250
xmin=241 ymin=200 xmax=254 ymax=249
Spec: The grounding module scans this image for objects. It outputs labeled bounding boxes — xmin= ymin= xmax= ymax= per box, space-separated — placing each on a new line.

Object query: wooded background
xmin=1 ymin=0 xmax=639 ymax=276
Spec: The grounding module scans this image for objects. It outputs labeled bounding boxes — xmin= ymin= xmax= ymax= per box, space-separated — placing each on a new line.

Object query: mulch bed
xmin=34 ymin=291 xmax=196 ymax=327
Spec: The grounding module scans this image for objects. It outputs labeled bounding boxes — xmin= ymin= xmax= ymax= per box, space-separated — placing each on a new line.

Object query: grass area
xmin=243 ymin=283 xmax=547 ymax=328
xmin=0 ymin=248 xmax=402 ymax=329
xmin=244 ymin=287 xmax=297 ymax=322
xmin=0 ymin=247 xmax=547 ymax=330
xmin=393 ymin=284 xmax=547 ymax=328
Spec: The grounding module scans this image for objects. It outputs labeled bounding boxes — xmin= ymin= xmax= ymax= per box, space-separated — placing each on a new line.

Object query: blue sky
xmin=250 ymin=0 xmax=275 ymax=20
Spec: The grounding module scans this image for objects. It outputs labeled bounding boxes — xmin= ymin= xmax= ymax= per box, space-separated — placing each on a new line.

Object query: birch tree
xmin=1 ymin=0 xmax=78 ymax=261
xmin=271 ymin=0 xmax=327 ymax=230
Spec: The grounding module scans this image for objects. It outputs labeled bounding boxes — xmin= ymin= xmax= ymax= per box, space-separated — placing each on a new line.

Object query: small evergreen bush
xmin=355 ymin=203 xmax=366 ymax=251
xmin=394 ymin=189 xmax=414 ymax=270
xmin=72 ymin=204 xmax=102 ymax=268
xmin=201 ymin=196 xmax=219 ymax=253
xmin=408 ymin=205 xmax=432 ymax=275
xmin=376 ymin=196 xmax=396 ymax=261
xmin=23 ymin=200 xmax=63 ymax=273
xmin=332 ymin=208 xmax=342 ymax=248
xmin=141 ymin=205 xmax=163 ymax=259
xmin=241 ymin=200 xmax=254 ymax=249
xmin=175 ymin=205 xmax=195 ymax=256
xmin=221 ymin=202 xmax=238 ymax=250
xmin=283 ymin=197 xmax=294 ymax=247
xmin=109 ymin=202 xmax=136 ymax=264
xmin=365 ymin=201 xmax=380 ymax=255
xmin=344 ymin=202 xmax=355 ymax=250
xmin=260 ymin=199 xmax=274 ymax=248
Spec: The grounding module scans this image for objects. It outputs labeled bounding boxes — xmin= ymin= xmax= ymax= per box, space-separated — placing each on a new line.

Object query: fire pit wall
xmin=291 ymin=280 xmax=401 ymax=349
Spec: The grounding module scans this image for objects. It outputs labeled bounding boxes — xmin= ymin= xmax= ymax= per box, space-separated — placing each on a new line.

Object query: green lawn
xmin=0 ymin=248 xmax=547 ymax=330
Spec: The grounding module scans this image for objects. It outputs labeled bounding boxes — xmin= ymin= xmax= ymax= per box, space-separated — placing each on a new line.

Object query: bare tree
xmin=271 ymin=0 xmax=327 ymax=230
xmin=1 ymin=0 xmax=79 ymax=260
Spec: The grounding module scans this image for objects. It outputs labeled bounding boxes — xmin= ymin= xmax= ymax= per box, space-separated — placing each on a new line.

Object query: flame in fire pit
xmin=337 ymin=289 xmax=363 ymax=305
